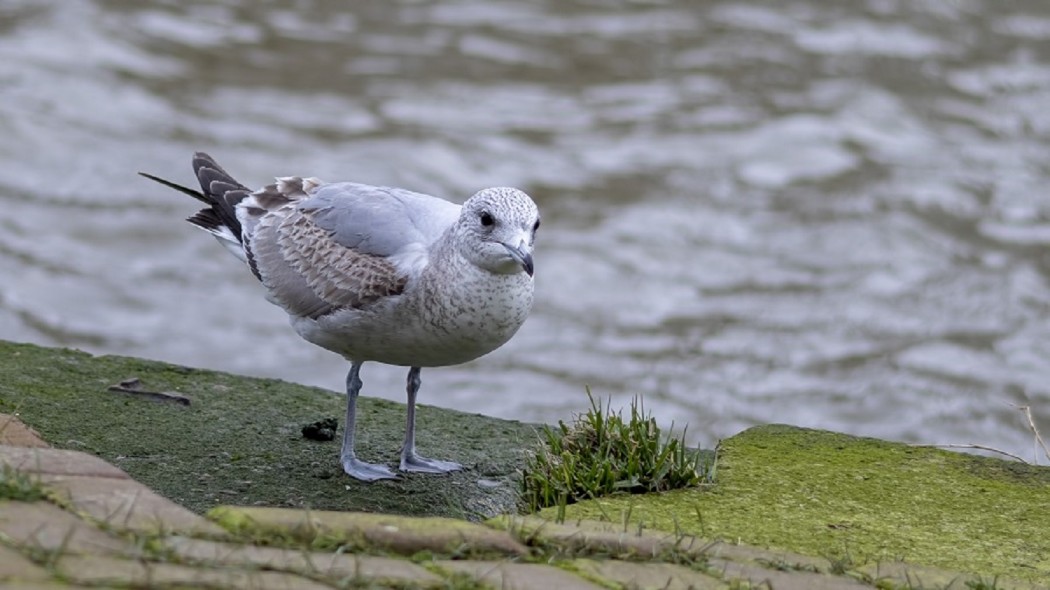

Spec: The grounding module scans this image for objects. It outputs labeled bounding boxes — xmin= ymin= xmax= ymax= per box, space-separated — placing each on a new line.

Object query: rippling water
xmin=3 ymin=0 xmax=1050 ymax=459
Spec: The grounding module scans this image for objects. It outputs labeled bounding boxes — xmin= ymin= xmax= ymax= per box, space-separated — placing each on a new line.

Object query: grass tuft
xmin=966 ymin=576 xmax=1003 ymax=590
xmin=0 ymin=465 xmax=47 ymax=502
xmin=521 ymin=390 xmax=711 ymax=512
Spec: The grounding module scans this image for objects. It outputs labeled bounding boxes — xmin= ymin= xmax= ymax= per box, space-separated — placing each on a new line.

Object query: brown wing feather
xmin=276 ymin=211 xmax=408 ymax=310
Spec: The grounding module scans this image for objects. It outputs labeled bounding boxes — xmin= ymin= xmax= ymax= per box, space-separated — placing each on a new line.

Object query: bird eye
xmin=480 ymin=211 xmax=494 ymax=227
xmin=533 ymin=219 xmax=541 ymax=232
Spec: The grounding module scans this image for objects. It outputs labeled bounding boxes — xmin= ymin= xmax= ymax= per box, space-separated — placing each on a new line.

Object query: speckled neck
xmin=412 ymin=236 xmax=534 ymax=357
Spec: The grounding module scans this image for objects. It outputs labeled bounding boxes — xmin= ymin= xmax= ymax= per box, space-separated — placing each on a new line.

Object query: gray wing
xmin=238 ymin=179 xmax=460 ymax=319
xmin=300 ymin=183 xmax=461 ymax=256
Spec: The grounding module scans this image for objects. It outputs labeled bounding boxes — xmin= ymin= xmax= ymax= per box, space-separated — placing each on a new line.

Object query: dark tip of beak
xmin=521 ymin=252 xmax=535 ymax=276
xmin=503 ymin=243 xmax=535 ymax=276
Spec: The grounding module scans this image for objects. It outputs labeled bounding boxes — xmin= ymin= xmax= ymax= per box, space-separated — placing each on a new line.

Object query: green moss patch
xmin=542 ymin=424 xmax=1050 ymax=582
xmin=0 ymin=340 xmax=538 ymax=520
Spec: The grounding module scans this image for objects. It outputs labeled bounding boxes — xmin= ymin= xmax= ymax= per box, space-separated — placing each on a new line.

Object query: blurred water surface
xmin=3 ymin=0 xmax=1050 ymax=458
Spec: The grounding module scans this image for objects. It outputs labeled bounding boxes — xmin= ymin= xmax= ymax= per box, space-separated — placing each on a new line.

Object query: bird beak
xmin=503 ymin=241 xmax=534 ymax=276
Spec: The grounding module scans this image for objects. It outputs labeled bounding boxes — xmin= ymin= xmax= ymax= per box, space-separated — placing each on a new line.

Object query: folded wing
xmin=240 ymin=179 xmax=460 ymax=319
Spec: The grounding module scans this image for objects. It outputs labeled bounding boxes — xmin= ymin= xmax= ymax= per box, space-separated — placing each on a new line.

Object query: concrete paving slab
xmin=0 ymin=544 xmax=51 ymax=582
xmin=38 ymin=475 xmax=226 ymax=537
xmin=0 ymin=500 xmax=136 ymax=557
xmin=437 ymin=560 xmax=605 ymax=590
xmin=573 ymin=558 xmax=727 ymax=590
xmin=55 ymin=554 xmax=336 ymax=590
xmin=0 ymin=415 xmax=49 ymax=448
xmin=0 ymin=446 xmax=127 ymax=479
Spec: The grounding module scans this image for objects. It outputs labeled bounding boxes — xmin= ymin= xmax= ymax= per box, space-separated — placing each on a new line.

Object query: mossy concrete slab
xmin=435 ymin=560 xmax=606 ymax=590
xmin=709 ymin=558 xmax=871 ymax=589
xmin=208 ymin=505 xmax=528 ymax=557
xmin=699 ymin=540 xmax=832 ymax=573
xmin=570 ymin=559 xmax=727 ymax=590
xmin=542 ymin=424 xmax=1050 ymax=583
xmin=163 ymin=536 xmax=443 ymax=587
xmin=493 ymin=515 xmax=673 ymax=557
xmin=0 ymin=340 xmax=538 ymax=520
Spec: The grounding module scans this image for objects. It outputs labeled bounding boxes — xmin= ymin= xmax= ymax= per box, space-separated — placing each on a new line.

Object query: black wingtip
xmin=139 ymin=171 xmax=211 ymax=205
xmin=142 ymin=154 xmax=250 ymax=252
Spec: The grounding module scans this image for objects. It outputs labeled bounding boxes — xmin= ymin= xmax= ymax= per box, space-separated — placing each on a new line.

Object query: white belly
xmin=290 ymin=271 xmax=534 ymax=367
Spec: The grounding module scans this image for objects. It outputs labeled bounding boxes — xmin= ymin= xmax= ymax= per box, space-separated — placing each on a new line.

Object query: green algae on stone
xmin=0 ymin=340 xmax=538 ymax=520
xmin=541 ymin=424 xmax=1050 ymax=583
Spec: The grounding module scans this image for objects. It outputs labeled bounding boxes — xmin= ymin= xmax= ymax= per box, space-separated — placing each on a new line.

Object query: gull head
xmin=458 ymin=187 xmax=540 ymax=277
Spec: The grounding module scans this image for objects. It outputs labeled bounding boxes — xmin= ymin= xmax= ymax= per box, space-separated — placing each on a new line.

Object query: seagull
xmin=141 ymin=153 xmax=539 ymax=481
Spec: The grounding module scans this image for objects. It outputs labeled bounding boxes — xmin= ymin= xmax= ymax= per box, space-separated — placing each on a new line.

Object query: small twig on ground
xmin=915 ymin=402 xmax=1048 ymax=465
xmin=909 ymin=443 xmax=1029 ymax=464
xmin=107 ymin=378 xmax=191 ymax=406
xmin=1010 ymin=403 xmax=1050 ymax=464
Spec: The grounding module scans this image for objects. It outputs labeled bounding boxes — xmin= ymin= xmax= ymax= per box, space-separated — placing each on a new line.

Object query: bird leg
xmin=340 ymin=361 xmax=397 ymax=481
xmin=399 ymin=367 xmax=463 ymax=474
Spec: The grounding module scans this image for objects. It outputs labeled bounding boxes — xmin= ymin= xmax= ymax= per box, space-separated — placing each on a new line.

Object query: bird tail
xmin=139 ymin=152 xmax=253 ymax=259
